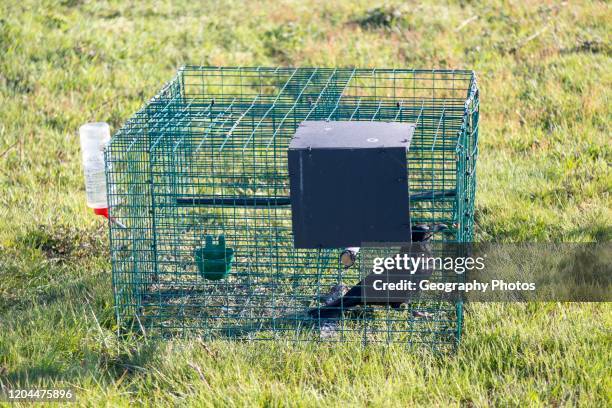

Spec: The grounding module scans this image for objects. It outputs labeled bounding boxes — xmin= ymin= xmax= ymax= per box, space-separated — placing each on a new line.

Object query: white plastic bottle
xmin=79 ymin=122 xmax=110 ymax=210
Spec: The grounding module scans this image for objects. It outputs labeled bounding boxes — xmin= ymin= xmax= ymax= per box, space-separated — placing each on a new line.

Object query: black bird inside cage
xmin=309 ymin=224 xmax=451 ymax=320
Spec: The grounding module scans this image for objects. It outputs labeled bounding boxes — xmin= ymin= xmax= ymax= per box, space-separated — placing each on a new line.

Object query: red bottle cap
xmin=93 ymin=207 xmax=109 ymax=218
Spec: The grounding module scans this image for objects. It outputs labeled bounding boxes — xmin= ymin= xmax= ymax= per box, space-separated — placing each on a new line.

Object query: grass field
xmin=1 ymin=0 xmax=611 ymax=406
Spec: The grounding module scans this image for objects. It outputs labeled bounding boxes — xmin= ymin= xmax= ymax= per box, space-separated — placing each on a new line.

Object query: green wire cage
xmin=106 ymin=66 xmax=479 ymax=348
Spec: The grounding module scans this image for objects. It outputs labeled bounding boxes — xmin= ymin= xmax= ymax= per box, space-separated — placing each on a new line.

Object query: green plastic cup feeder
xmin=195 ymin=235 xmax=234 ymax=280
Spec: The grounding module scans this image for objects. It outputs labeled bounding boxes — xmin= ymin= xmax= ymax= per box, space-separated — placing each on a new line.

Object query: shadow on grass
xmin=3 ymin=340 xmax=162 ymax=387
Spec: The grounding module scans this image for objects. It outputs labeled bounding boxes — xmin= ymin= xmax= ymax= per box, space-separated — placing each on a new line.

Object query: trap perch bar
xmin=175 ymin=190 xmax=456 ymax=207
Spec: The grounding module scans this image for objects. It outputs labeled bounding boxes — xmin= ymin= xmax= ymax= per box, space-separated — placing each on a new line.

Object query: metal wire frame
xmin=106 ymin=66 xmax=479 ymax=349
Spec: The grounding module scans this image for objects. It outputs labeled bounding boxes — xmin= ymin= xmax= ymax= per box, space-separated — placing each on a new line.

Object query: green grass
xmin=0 ymin=0 xmax=610 ymax=405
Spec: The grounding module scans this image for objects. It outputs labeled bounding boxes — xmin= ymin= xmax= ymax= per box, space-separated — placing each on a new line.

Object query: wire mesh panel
xmin=106 ymin=66 xmax=479 ymax=349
